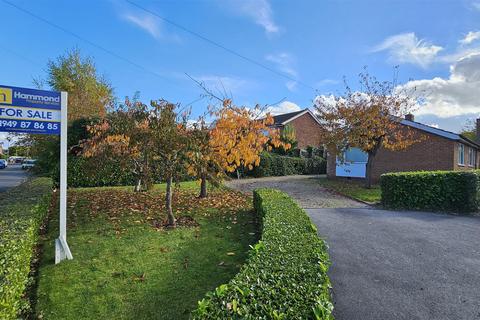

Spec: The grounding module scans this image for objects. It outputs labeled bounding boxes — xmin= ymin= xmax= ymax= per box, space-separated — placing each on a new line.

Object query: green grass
xmin=316 ymin=177 xmax=381 ymax=203
xmin=35 ymin=185 xmax=256 ymax=320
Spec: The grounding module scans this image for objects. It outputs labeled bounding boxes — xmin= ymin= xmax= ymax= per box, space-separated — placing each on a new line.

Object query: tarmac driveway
xmin=228 ymin=175 xmax=480 ymax=320
xmin=309 ymin=207 xmax=480 ymax=320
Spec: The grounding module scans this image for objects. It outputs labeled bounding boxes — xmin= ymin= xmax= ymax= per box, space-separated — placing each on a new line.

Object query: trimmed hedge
xmin=381 ymin=170 xmax=479 ymax=213
xmin=192 ymin=189 xmax=334 ymax=319
xmin=246 ymin=152 xmax=326 ymax=178
xmin=52 ymin=156 xmax=194 ymax=188
xmin=0 ymin=178 xmax=52 ymax=319
xmin=52 ymin=156 xmax=137 ymax=188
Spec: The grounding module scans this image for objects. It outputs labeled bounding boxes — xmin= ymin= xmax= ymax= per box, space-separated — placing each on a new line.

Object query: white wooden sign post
xmin=0 ymin=85 xmax=72 ymax=264
xmin=55 ymin=91 xmax=73 ymax=263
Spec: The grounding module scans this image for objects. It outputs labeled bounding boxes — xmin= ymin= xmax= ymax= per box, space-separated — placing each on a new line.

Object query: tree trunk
xmin=365 ymin=153 xmax=374 ymax=189
xmin=165 ymin=176 xmax=176 ymax=227
xmin=134 ymin=178 xmax=142 ymax=192
xmin=199 ymin=174 xmax=208 ymax=198
xmin=365 ymin=141 xmax=382 ymax=189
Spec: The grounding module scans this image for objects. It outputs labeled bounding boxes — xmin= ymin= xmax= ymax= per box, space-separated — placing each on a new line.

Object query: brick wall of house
xmin=287 ymin=113 xmax=323 ymax=149
xmin=371 ymin=131 xmax=455 ymax=181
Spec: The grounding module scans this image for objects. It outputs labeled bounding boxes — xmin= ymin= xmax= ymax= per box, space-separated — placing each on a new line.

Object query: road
xmin=0 ymin=164 xmax=29 ymax=192
xmin=228 ymin=176 xmax=480 ymax=320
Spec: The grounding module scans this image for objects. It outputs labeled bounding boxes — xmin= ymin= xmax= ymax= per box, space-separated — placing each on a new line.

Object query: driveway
xmin=0 ymin=164 xmax=29 ymax=192
xmin=228 ymin=175 xmax=480 ymax=320
xmin=226 ymin=175 xmax=366 ymax=209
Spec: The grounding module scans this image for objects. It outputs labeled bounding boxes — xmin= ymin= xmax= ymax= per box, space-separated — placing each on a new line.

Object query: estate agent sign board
xmin=0 ymin=84 xmax=72 ymax=264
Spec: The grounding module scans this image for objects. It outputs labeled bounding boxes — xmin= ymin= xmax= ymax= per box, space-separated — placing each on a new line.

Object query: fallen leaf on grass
xmin=226 ymin=252 xmax=235 ymax=256
xmin=133 ymin=273 xmax=146 ymax=282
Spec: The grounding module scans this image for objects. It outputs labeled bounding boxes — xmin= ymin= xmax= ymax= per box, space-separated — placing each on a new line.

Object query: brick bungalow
xmin=271 ymin=109 xmax=324 ymax=149
xmin=327 ymin=114 xmax=480 ymax=182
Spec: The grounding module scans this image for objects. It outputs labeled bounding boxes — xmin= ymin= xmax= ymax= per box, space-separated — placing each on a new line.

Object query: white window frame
xmin=458 ymin=144 xmax=465 ymax=166
xmin=468 ymin=148 xmax=477 ymax=167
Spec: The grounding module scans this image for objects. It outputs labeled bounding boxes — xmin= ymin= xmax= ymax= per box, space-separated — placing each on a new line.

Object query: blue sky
xmin=1 ymin=0 xmax=480 ymax=146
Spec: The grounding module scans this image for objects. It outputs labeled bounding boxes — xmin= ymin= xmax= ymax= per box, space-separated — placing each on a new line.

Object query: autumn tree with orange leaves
xmin=81 ymin=96 xmax=154 ymax=192
xmin=314 ymin=69 xmax=422 ymax=188
xmin=149 ymin=100 xmax=190 ymax=227
xmin=186 ymin=100 xmax=289 ymax=198
xmin=211 ymin=100 xmax=287 ymax=173
xmin=186 ymin=118 xmax=222 ymax=198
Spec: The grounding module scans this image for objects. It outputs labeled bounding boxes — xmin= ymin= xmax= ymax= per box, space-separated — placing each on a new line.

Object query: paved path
xmin=0 ymin=164 xmax=29 ymax=192
xmin=228 ymin=176 xmax=480 ymax=320
xmin=226 ymin=175 xmax=366 ymax=208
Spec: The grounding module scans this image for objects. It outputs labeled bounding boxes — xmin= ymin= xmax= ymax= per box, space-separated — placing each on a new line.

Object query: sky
xmin=1 ymin=0 xmax=480 ymax=147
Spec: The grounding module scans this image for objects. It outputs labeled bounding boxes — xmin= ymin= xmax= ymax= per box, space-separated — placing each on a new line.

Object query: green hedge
xmin=246 ymin=153 xmax=326 ymax=178
xmin=51 ymin=156 xmax=137 ymax=188
xmin=51 ymin=156 xmax=194 ymax=188
xmin=192 ymin=189 xmax=334 ymax=319
xmin=381 ymin=171 xmax=479 ymax=213
xmin=63 ymin=153 xmax=326 ymax=188
xmin=0 ymin=178 xmax=52 ymax=319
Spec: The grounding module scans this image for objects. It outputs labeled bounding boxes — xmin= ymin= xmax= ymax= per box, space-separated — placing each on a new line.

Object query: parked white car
xmin=22 ymin=159 xmax=37 ymax=170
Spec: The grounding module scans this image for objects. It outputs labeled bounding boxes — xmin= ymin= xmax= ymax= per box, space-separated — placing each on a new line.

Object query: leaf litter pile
xmin=67 ymin=187 xmax=252 ymax=234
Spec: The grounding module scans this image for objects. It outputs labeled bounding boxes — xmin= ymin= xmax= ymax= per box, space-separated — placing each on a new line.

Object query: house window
xmin=344 ymin=148 xmax=368 ymax=163
xmin=458 ymin=144 xmax=465 ymax=166
xmin=468 ymin=147 xmax=476 ymax=167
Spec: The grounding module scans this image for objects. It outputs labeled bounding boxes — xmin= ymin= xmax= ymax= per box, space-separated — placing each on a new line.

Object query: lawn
xmin=317 ymin=177 xmax=381 ymax=203
xmin=35 ymin=183 xmax=257 ymax=320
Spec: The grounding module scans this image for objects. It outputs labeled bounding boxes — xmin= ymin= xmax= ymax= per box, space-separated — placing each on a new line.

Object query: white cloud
xmin=265 ymin=101 xmax=301 ymax=115
xmin=372 ymin=32 xmax=443 ymax=68
xmin=285 ymin=81 xmax=297 ymax=91
xmin=233 ymin=0 xmax=279 ymax=34
xmin=460 ymin=31 xmax=480 ymax=45
xmin=122 ymin=12 xmax=162 ymax=39
xmin=195 ymin=75 xmax=249 ymax=95
xmin=398 ymin=52 xmax=480 ymax=118
xmin=316 ymin=79 xmax=339 ymax=87
xmin=265 ymin=52 xmax=298 ymax=91
xmin=313 ymin=94 xmax=338 ymax=108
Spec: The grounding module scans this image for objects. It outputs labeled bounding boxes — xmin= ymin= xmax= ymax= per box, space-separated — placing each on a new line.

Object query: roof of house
xmin=401 ymin=119 xmax=480 ymax=149
xmin=269 ymin=108 xmax=479 ymax=149
xmin=271 ymin=109 xmax=321 ymax=126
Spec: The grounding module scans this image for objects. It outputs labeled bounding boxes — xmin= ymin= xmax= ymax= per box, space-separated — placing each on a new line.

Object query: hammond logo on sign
xmin=0 ymin=85 xmax=61 ymax=135
xmin=0 ymin=87 xmax=12 ymax=105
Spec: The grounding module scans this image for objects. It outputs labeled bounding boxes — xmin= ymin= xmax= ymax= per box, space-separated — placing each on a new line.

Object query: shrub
xmin=0 ymin=178 xmax=52 ymax=319
xmin=52 ymin=157 xmax=136 ymax=188
xmin=192 ymin=189 xmax=334 ymax=319
xmin=381 ymin=170 xmax=479 ymax=213
xmin=51 ymin=156 xmax=194 ymax=188
xmin=248 ymin=152 xmax=326 ymax=177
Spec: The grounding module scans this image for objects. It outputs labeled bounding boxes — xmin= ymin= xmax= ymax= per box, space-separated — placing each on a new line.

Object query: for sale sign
xmin=0 ymin=85 xmax=61 ymax=135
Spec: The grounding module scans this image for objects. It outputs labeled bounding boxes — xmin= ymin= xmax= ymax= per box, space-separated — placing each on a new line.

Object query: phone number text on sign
xmin=0 ymin=119 xmax=60 ymax=134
